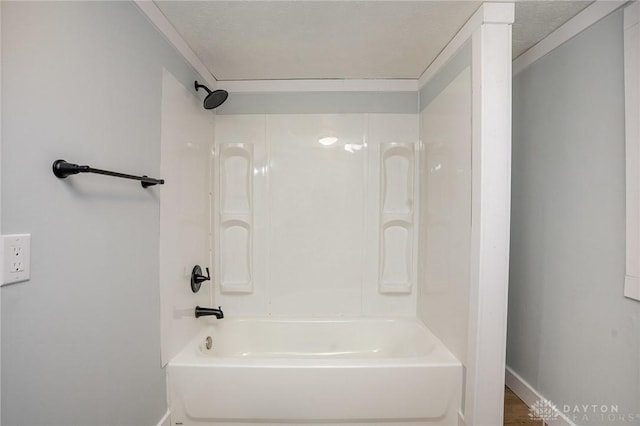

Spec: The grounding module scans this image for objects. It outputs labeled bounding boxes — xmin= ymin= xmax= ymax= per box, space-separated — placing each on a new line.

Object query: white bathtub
xmin=167 ymin=318 xmax=462 ymax=426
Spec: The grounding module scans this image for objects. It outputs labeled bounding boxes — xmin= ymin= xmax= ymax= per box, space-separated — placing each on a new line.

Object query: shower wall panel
xmin=418 ymin=66 xmax=472 ymax=365
xmin=214 ymin=114 xmax=418 ymax=317
xmin=266 ymin=115 xmax=367 ymax=315
xmin=159 ymin=69 xmax=214 ymax=366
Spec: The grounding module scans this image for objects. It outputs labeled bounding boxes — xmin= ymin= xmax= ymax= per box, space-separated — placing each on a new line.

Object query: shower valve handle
xmin=191 ymin=265 xmax=211 ymax=293
xmin=194 ymin=267 xmax=210 ymax=283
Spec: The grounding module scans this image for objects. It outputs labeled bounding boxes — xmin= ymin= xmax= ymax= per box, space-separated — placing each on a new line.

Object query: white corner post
xmin=465 ymin=3 xmax=514 ymax=426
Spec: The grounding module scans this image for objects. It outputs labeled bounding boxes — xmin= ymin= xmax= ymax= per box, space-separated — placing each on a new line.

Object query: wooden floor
xmin=504 ymin=386 xmax=545 ymax=425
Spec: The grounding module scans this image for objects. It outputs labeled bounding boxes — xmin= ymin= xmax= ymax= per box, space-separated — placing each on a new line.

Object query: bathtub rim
xmin=168 ymin=316 xmax=462 ymax=368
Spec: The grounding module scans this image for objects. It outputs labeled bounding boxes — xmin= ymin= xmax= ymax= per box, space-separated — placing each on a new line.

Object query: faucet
xmin=195 ymin=306 xmax=224 ymax=319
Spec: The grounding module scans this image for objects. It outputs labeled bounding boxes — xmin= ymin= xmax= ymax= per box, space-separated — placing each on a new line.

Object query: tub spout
xmin=195 ymin=306 xmax=224 ymax=319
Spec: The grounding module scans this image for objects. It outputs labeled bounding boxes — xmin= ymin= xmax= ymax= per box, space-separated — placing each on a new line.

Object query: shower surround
xmin=213 ymin=114 xmax=420 ymax=317
xmin=160 ymin=3 xmax=513 ymax=425
xmin=166 ymin=108 xmax=467 ymax=425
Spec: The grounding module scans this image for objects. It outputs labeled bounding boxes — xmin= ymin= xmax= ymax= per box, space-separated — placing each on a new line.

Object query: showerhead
xmin=194 ymin=81 xmax=228 ymax=110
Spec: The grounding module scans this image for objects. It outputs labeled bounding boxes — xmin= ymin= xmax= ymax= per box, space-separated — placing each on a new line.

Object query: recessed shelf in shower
xmin=379 ymin=143 xmax=415 ymax=294
xmin=218 ymin=143 xmax=253 ymax=294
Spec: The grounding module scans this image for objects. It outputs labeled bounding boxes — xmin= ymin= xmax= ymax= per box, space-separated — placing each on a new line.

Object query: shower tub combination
xmin=167 ymin=318 xmax=462 ymax=426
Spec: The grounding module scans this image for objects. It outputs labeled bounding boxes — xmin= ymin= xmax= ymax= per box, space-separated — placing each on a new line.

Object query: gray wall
xmin=509 ymin=10 xmax=640 ymax=424
xmin=1 ymin=2 xmax=203 ymax=424
xmin=216 ymin=91 xmax=418 ymax=114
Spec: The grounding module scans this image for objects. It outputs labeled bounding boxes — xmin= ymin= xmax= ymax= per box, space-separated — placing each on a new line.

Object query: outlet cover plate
xmin=2 ymin=234 xmax=31 ymax=285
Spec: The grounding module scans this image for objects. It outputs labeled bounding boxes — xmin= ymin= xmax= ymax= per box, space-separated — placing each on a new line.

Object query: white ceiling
xmin=154 ymin=1 xmax=593 ymax=81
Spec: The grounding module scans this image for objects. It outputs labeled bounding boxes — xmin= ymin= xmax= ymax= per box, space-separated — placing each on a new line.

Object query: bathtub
xmin=167 ymin=318 xmax=462 ymax=426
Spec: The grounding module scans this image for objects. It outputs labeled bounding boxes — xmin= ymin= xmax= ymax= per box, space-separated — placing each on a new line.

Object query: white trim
xmin=464 ymin=12 xmax=513 ymax=425
xmin=216 ymin=79 xmax=418 ymax=93
xmin=624 ymin=2 xmax=640 ymax=302
xmin=505 ymin=367 xmax=575 ymax=426
xmin=156 ymin=409 xmax=170 ymax=426
xmin=134 ymin=1 xmax=217 ymax=88
xmin=513 ymin=1 xmax=626 ymax=76
xmin=418 ymin=2 xmax=514 ymax=89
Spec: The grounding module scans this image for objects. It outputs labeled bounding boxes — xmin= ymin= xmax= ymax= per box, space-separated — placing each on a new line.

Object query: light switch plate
xmin=2 ymin=234 xmax=31 ymax=285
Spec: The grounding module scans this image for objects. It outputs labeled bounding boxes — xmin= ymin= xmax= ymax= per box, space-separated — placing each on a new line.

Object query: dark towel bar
xmin=52 ymin=159 xmax=164 ymax=188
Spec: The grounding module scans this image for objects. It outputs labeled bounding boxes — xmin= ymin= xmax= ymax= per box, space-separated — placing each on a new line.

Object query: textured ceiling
xmin=513 ymin=1 xmax=592 ymax=59
xmin=155 ymin=1 xmax=594 ymax=81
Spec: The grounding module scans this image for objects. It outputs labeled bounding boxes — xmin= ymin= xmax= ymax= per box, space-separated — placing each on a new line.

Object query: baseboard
xmin=505 ymin=366 xmax=575 ymax=426
xmin=156 ymin=409 xmax=170 ymax=426
xmin=457 ymin=410 xmax=466 ymax=426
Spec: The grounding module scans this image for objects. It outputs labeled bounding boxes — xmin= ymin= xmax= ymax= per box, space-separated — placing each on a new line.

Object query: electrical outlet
xmin=2 ymin=234 xmax=31 ymax=285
